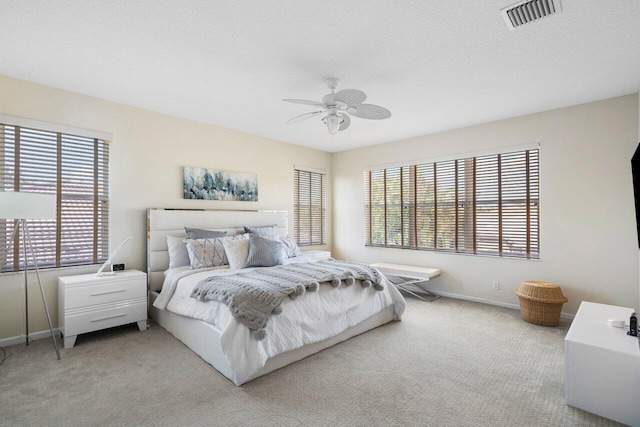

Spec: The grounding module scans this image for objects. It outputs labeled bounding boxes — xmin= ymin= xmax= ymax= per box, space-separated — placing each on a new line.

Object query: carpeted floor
xmin=0 ymin=297 xmax=623 ymax=426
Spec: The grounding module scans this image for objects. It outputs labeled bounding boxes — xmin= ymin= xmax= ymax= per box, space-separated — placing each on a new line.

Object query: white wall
xmin=0 ymin=75 xmax=331 ymax=341
xmin=332 ymin=95 xmax=639 ymax=314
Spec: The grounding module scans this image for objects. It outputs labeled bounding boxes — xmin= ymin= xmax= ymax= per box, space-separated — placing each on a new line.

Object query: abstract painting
xmin=183 ymin=167 xmax=258 ymax=201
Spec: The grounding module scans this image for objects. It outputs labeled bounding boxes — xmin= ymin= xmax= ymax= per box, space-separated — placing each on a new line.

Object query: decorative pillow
xmin=281 ymin=237 xmax=302 ymax=258
xmin=245 ymin=234 xmax=286 ymax=267
xmin=166 ymin=235 xmax=190 ymax=269
xmin=184 ymin=227 xmax=227 ymax=240
xmin=243 ymin=224 xmax=280 ymax=240
xmin=222 ymin=237 xmax=250 ymax=270
xmin=185 ymin=237 xmax=228 ymax=269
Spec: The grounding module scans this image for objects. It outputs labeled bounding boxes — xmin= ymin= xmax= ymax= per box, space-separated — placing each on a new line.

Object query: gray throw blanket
xmin=191 ymin=259 xmax=383 ymax=340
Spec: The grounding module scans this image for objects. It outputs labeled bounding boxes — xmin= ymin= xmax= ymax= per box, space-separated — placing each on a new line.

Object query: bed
xmin=147 ymin=208 xmax=405 ymax=385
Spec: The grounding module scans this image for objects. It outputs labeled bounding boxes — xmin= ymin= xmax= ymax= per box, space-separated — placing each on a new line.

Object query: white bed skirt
xmin=149 ymin=291 xmax=396 ymax=386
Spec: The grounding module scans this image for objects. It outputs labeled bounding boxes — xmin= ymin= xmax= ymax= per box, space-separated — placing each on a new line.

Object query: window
xmin=364 ymin=147 xmax=539 ymax=259
xmin=293 ymin=166 xmax=326 ymax=246
xmin=0 ymin=120 xmax=110 ymax=272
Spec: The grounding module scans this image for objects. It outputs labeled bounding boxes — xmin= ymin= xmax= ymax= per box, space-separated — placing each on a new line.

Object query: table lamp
xmin=0 ymin=191 xmax=60 ymax=359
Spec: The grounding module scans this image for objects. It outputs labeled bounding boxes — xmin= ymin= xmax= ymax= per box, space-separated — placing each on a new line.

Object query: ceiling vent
xmin=501 ymin=0 xmax=562 ymax=30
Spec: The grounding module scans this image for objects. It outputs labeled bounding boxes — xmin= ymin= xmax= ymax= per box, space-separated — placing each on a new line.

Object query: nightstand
xmin=58 ymin=269 xmax=147 ymax=349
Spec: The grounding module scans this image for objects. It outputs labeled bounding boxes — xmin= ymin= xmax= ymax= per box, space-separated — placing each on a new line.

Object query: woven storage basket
xmin=515 ymin=281 xmax=568 ymax=326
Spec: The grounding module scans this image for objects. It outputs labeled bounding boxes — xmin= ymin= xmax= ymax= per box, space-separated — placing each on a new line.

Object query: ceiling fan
xmin=283 ymin=78 xmax=391 ymax=135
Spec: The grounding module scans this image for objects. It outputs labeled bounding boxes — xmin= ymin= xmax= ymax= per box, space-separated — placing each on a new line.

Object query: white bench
xmin=371 ymin=263 xmax=441 ymax=302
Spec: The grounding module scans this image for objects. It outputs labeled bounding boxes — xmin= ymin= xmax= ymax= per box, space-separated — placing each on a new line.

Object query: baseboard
xmin=0 ymin=328 xmax=60 ymax=348
xmin=428 ymin=290 xmax=575 ymax=322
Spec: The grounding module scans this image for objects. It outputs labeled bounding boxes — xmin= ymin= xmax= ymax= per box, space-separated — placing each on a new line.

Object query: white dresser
xmin=564 ymin=301 xmax=640 ymax=426
xmin=58 ymin=270 xmax=147 ymax=349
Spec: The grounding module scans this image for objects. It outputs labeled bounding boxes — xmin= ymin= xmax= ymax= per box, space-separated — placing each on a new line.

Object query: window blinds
xmin=0 ymin=123 xmax=109 ymax=272
xmin=364 ymin=148 xmax=539 ymax=259
xmin=294 ymin=167 xmax=326 ymax=246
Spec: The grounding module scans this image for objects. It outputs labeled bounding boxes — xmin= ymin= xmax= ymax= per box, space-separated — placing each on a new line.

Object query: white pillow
xmin=167 ymin=235 xmax=190 ymax=269
xmin=281 ymin=237 xmax=302 ymax=258
xmin=222 ymin=237 xmax=250 ymax=269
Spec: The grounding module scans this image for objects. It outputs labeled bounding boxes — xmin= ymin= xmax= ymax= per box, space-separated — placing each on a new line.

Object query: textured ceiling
xmin=1 ymin=0 xmax=639 ymax=152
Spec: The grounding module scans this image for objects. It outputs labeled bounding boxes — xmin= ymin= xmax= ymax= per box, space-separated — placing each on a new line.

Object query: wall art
xmin=183 ymin=166 xmax=258 ymax=201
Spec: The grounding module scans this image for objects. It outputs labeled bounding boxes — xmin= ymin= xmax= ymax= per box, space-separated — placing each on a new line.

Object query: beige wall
xmin=1 ymin=74 xmax=637 ymax=342
xmin=332 ymin=95 xmax=639 ymax=314
xmin=0 ymin=75 xmax=331 ymax=341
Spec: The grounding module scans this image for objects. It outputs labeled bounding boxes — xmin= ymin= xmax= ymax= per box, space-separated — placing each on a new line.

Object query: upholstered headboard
xmin=146 ymin=208 xmax=288 ymax=292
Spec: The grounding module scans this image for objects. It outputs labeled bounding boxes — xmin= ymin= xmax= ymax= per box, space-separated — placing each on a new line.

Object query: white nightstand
xmin=564 ymin=301 xmax=640 ymax=425
xmin=58 ymin=269 xmax=147 ymax=349
xmin=301 ymin=250 xmax=332 ymax=260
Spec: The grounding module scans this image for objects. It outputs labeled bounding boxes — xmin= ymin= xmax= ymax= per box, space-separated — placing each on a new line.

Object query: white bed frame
xmin=147 ymin=208 xmax=394 ymax=386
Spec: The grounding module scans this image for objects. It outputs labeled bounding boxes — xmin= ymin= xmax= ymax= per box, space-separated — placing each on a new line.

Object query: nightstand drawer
xmin=64 ymin=277 xmax=146 ymax=309
xmin=64 ymin=300 xmax=147 ymax=336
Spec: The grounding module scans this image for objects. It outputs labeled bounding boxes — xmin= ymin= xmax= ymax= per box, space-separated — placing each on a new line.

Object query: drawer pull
xmin=90 ymin=289 xmax=126 ymax=297
xmin=90 ymin=313 xmax=126 ymax=323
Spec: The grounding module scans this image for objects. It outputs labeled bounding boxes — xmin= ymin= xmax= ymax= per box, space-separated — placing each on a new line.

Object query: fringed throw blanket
xmin=191 ymin=259 xmax=383 ymax=340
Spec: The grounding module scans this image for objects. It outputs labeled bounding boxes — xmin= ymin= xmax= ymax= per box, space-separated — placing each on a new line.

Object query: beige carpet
xmin=0 ymin=298 xmax=622 ymax=426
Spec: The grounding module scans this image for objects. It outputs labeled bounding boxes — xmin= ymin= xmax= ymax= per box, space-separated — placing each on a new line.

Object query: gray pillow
xmin=245 ymin=234 xmax=286 ymax=267
xmin=185 ymin=227 xmax=227 ymax=240
xmin=243 ymin=224 xmax=279 ymax=239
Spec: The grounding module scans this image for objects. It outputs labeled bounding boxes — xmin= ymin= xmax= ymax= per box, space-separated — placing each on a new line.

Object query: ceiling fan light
xmin=325 ymin=114 xmax=340 ymax=135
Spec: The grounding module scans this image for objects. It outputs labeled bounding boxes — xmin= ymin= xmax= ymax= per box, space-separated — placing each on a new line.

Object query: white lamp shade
xmin=0 ymin=192 xmax=56 ymax=220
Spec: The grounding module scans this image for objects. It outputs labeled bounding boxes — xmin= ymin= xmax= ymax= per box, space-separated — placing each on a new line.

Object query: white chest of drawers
xmin=564 ymin=301 xmax=640 ymax=426
xmin=58 ymin=270 xmax=147 ymax=349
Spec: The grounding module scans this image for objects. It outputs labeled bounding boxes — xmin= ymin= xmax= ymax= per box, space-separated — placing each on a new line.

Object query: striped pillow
xmin=245 ymin=234 xmax=286 ymax=267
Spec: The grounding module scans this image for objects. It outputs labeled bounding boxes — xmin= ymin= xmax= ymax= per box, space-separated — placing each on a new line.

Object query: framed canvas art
xmin=183 ymin=167 xmax=258 ymax=201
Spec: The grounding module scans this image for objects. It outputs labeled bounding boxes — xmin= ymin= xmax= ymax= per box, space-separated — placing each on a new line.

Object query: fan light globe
xmin=324 ymin=114 xmax=340 ymax=135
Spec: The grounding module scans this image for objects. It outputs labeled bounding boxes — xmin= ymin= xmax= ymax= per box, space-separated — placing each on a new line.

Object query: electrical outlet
xmin=492 ymin=280 xmax=500 ymax=290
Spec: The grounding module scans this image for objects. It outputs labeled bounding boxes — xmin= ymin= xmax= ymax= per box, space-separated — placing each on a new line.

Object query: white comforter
xmin=153 ymin=257 xmax=406 ymax=384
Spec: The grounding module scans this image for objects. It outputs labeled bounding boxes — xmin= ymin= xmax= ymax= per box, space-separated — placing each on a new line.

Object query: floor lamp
xmin=0 ymin=192 xmax=60 ymax=360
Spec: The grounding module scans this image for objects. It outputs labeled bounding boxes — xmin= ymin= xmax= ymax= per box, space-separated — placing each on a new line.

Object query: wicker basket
xmin=515 ymin=281 xmax=568 ymax=326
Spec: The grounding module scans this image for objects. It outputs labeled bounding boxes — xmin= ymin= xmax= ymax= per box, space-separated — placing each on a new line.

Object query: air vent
xmin=501 ymin=0 xmax=562 ymax=30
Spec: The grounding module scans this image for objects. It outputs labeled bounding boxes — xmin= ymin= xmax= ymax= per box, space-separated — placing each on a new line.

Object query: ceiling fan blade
xmin=334 ymin=89 xmax=366 ymax=106
xmin=285 ymin=111 xmax=324 ymax=125
xmin=349 ymin=104 xmax=391 ymax=120
xmin=282 ymin=98 xmax=325 ymax=108
xmin=338 ymin=114 xmax=351 ymax=131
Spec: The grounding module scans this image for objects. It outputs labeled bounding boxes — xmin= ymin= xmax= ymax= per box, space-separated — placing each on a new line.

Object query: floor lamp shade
xmin=0 ymin=192 xmax=56 ymax=220
xmin=0 ymin=190 xmax=60 ymax=359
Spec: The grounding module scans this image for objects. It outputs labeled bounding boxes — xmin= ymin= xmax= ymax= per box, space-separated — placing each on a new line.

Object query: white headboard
xmin=146 ymin=208 xmax=288 ymax=291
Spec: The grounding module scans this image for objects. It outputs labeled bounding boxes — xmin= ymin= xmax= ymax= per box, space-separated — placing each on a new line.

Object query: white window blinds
xmin=0 ymin=122 xmax=109 ymax=272
xmin=364 ymin=148 xmax=539 ymax=259
xmin=294 ymin=167 xmax=327 ymax=246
